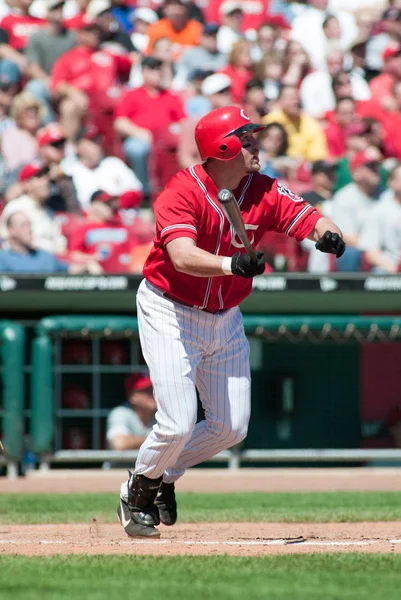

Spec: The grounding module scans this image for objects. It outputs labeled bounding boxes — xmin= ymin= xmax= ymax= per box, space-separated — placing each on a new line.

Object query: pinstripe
xmin=132 ymin=281 xmax=251 ymax=484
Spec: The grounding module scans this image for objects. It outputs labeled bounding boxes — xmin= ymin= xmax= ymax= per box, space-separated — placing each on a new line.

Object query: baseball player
xmin=118 ymin=106 xmax=345 ymax=537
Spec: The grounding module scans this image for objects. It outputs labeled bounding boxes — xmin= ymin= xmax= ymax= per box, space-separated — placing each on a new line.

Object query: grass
xmin=1 ymin=554 xmax=401 ymax=600
xmin=1 ymin=491 xmax=401 ymax=524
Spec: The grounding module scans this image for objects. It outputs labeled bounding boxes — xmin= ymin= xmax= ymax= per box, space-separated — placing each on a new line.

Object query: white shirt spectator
xmin=330 ymin=182 xmax=376 ymax=238
xmin=358 ymin=191 xmax=401 ymax=269
xmin=0 ymin=194 xmax=66 ymax=254
xmin=291 ymin=6 xmax=358 ymax=70
xmin=62 ymin=156 xmax=143 ymax=210
xmin=106 ymin=404 xmax=153 ymax=445
xmin=300 ymin=70 xmax=371 ymax=119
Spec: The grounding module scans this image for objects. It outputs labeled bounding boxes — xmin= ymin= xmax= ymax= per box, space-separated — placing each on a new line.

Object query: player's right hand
xmin=231 ymin=252 xmax=265 ymax=278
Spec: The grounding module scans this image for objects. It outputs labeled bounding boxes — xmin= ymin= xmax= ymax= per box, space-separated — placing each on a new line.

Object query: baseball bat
xmin=217 ymin=189 xmax=258 ymax=261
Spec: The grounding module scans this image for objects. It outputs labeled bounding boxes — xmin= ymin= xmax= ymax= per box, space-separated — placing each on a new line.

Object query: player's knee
xmin=227 ymin=422 xmax=248 ymax=446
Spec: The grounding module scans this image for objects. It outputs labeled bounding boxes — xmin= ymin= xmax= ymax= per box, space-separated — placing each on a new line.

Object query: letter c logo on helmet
xmin=195 ymin=106 xmax=265 ymax=161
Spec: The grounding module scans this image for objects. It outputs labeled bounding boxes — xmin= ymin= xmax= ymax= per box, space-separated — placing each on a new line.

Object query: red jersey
xmin=143 ymin=164 xmax=321 ymax=311
xmin=115 ymin=87 xmax=185 ymax=134
xmin=51 ymin=46 xmax=130 ymax=98
xmin=69 ymin=219 xmax=135 ymax=273
xmin=0 ymin=13 xmax=45 ymax=50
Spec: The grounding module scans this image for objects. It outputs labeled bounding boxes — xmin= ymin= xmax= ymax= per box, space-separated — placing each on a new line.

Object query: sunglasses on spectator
xmin=50 ymin=139 xmax=66 ymax=149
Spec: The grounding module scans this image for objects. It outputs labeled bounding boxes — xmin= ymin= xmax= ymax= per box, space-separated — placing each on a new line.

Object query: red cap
xmin=264 ymin=14 xmax=291 ymax=30
xmin=382 ymin=42 xmax=401 ymax=62
xmin=119 ymin=190 xmax=143 ymax=209
xmin=349 ymin=151 xmax=380 ymax=172
xmin=125 ymin=373 xmax=152 ymax=395
xmin=19 ymin=160 xmax=49 ymax=182
xmin=37 ymin=123 xmax=66 ymax=147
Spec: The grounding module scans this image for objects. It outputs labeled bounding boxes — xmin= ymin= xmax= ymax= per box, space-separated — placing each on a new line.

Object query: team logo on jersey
xmin=231 ymin=224 xmax=258 ymax=248
xmin=277 ymin=182 xmax=303 ymax=202
xmin=240 ymin=109 xmax=250 ymax=121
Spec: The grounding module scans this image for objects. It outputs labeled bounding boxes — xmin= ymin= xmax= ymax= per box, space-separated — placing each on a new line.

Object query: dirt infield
xmin=1 ymin=522 xmax=401 ymax=556
xmin=2 ymin=467 xmax=401 ymax=493
xmin=1 ymin=468 xmax=401 ymax=556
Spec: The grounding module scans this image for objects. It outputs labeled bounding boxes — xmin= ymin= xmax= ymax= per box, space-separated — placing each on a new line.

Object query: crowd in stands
xmin=0 ymin=0 xmax=400 ymax=274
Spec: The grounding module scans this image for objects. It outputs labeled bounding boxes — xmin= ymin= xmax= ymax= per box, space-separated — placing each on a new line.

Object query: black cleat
xmin=117 ymin=498 xmax=161 ymax=538
xmin=155 ymin=482 xmax=177 ymax=526
xmin=117 ymin=471 xmax=163 ymax=538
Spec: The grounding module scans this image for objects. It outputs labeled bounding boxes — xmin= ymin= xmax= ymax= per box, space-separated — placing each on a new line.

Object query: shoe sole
xmin=156 ymin=506 xmax=177 ymax=527
xmin=117 ymin=504 xmax=161 ymax=538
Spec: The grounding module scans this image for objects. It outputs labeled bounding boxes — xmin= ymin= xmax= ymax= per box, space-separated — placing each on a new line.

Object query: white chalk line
xmin=1 ymin=538 xmax=401 ymax=547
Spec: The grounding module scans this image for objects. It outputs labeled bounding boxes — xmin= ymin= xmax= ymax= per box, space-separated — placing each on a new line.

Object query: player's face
xmin=237 ymin=131 xmax=260 ymax=174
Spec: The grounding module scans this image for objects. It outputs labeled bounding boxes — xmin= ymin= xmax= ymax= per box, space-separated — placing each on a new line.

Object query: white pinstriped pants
xmin=132 ymin=278 xmax=251 ymax=483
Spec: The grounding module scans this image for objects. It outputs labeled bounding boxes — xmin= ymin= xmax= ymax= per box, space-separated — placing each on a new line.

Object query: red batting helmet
xmin=195 ymin=106 xmax=265 ymax=161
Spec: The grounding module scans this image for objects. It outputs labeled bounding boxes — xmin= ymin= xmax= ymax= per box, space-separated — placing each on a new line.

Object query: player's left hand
xmin=315 ymin=231 xmax=346 ymax=258
xmin=231 ymin=251 xmax=265 ymax=278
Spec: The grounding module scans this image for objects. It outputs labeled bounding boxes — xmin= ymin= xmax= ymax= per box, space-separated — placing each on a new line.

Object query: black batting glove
xmin=231 ymin=251 xmax=265 ymax=278
xmin=315 ymin=231 xmax=346 ymax=258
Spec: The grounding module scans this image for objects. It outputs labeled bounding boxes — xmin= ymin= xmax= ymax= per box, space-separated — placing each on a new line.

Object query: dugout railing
xmin=0 ymin=322 xmax=25 ymax=478
xmin=29 ymin=315 xmax=401 ymax=473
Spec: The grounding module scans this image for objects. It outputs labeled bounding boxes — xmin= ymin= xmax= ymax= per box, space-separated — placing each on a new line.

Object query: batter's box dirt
xmin=1 ymin=523 xmax=401 ymax=556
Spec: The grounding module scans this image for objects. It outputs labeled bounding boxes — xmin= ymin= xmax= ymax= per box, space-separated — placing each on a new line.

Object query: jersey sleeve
xmin=271 ymin=180 xmax=321 ymax=241
xmin=154 ymin=185 xmax=199 ymax=246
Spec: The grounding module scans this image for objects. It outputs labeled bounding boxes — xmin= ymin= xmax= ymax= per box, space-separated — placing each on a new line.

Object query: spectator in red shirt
xmin=69 ymin=190 xmax=136 ymax=272
xmin=114 ymin=55 xmax=185 ymax=199
xmin=219 ymin=39 xmax=253 ymax=104
xmin=370 ymin=42 xmax=401 ymax=110
xmin=325 ymin=97 xmax=359 ymax=158
xmin=0 ymin=0 xmax=45 ymax=80
xmin=51 ymin=16 xmax=131 ymax=141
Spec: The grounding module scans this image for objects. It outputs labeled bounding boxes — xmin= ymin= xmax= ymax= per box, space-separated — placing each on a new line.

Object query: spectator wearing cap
xmin=36 ymin=122 xmax=82 ymax=214
xmin=1 ymin=92 xmax=45 ymax=178
xmin=177 ymin=72 xmax=232 ymax=169
xmin=68 ymin=190 xmax=137 ymax=272
xmin=0 ymin=0 xmax=46 ymax=81
xmin=330 ymin=150 xmax=382 ymax=271
xmin=174 ymin=23 xmax=226 ymax=91
xmin=217 ymin=1 xmax=243 ymax=55
xmin=106 ymin=373 xmax=156 ymax=451
xmin=0 ymin=161 xmax=66 ymax=254
xmin=86 ymin=0 xmax=136 ymax=57
xmin=0 ymin=210 xmax=98 ymax=273
xmin=365 ymin=5 xmax=401 ymax=75
xmin=219 ymin=39 xmax=253 ymax=104
xmin=25 ymin=0 xmax=76 ymax=123
xmin=301 ymin=160 xmax=337 ymax=273
xmin=261 ymin=85 xmax=328 ymax=163
xmin=131 ymin=7 xmax=158 ymax=53
xmin=51 ymin=17 xmax=131 ymax=141
xmin=302 ymin=160 xmax=337 ymax=209
xmin=61 ymin=125 xmax=142 ymax=210
xmin=370 ymin=42 xmax=401 ymax=110
xmin=115 ymin=55 xmax=185 ymax=199
xmin=324 ymin=97 xmax=360 ymax=158
xmin=145 ymin=0 xmax=202 ymax=58
xmin=358 ymin=163 xmax=401 ymax=274
xmin=300 ymin=49 xmax=371 ymax=120
xmin=290 ymin=0 xmax=358 ymax=71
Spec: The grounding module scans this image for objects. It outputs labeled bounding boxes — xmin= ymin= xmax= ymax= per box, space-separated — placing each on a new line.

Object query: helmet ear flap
xmin=217 ymin=135 xmax=242 ymax=160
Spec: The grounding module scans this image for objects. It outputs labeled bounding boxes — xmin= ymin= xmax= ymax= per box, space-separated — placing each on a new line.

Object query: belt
xmin=163 ymin=292 xmax=218 ymax=314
